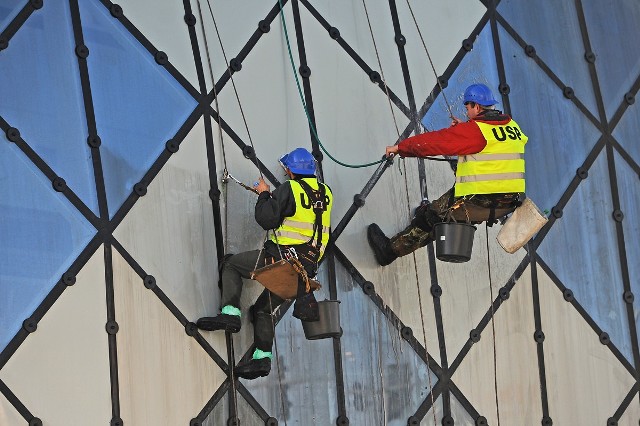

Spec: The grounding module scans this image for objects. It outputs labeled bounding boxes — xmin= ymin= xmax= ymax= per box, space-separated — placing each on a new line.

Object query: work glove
xmin=292 ymin=292 xmax=319 ymax=322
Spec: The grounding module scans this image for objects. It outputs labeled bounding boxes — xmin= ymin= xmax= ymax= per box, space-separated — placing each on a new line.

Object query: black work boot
xmin=196 ymin=314 xmax=241 ymax=333
xmin=235 ymin=358 xmax=271 ymax=380
xmin=367 ymin=223 xmax=398 ymax=266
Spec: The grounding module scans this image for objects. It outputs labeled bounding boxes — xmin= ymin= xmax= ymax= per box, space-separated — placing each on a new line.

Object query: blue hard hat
xmin=463 ymin=83 xmax=498 ymax=106
xmin=279 ymin=148 xmax=316 ymax=175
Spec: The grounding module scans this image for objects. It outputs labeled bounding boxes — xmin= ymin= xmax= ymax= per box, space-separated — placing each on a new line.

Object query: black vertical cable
xmin=386 ymin=0 xmax=420 ymax=169
xmin=181 ymin=2 xmax=225 ymax=274
xmin=573 ymin=0 xmax=640 ymax=393
xmin=68 ymin=0 xmax=109 ymax=221
xmin=68 ymin=1 xmax=121 ymax=424
xmin=289 ymin=0 xmax=321 ymax=181
xmin=488 ymin=0 xmax=511 ymax=115
xmin=1 ymin=0 xmax=637 ymax=424
xmin=103 ymin=242 xmax=122 ymax=425
xmin=530 ymin=252 xmax=551 ymax=424
xmin=188 ymin=0 xmax=234 ymax=276
xmin=327 ymin=253 xmax=348 ymax=422
xmin=288 ymin=1 xmax=347 ymax=422
xmin=387 ymin=0 xmax=455 ymax=419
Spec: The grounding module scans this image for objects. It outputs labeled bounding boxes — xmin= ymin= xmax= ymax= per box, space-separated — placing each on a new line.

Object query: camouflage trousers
xmin=390 ymin=188 xmax=522 ymax=257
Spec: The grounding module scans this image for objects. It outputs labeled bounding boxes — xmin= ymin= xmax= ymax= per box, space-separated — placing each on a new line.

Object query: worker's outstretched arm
xmin=387 ymin=121 xmax=486 ymax=158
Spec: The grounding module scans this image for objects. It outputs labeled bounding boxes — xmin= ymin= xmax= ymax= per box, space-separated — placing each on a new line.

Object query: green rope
xmin=277 ymin=0 xmax=385 ymax=168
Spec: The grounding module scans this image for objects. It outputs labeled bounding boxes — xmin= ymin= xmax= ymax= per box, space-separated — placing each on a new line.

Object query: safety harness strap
xmin=296 ymin=179 xmax=327 ymax=251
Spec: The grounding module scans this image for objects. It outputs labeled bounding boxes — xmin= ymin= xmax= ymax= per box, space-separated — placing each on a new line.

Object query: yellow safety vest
xmin=455 ymin=119 xmax=528 ymax=197
xmin=271 ymin=178 xmax=332 ymax=256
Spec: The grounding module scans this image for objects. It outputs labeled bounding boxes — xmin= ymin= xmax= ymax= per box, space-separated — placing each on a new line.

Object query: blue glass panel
xmin=612 ymin=101 xmax=640 ymax=167
xmin=240 ymin=265 xmax=338 ymax=424
xmin=241 ymin=261 xmax=436 ymax=424
xmin=450 ymin=394 xmax=475 ymax=424
xmin=581 ymin=0 xmax=640 ymax=120
xmin=614 ymin=152 xmax=640 ymax=358
xmin=78 ymin=0 xmax=197 ymax=218
xmin=203 ymin=395 xmax=229 ymax=426
xmin=0 ymin=1 xmax=26 ymax=33
xmin=422 ymin=25 xmax=499 ymax=132
xmin=499 ymin=24 xmax=602 ymax=211
xmin=0 ymin=134 xmax=96 ymax=353
xmin=205 ymin=394 xmax=262 ymax=426
xmin=538 ymin=152 xmax=633 ymax=363
xmin=0 ymin=0 xmax=99 ymax=215
xmin=337 ymin=262 xmax=436 ymax=425
xmin=497 ymin=0 xmax=598 ymax=113
xmin=235 ymin=394 xmax=263 ymax=426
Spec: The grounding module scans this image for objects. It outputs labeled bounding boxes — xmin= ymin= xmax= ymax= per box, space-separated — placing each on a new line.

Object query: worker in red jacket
xmin=368 ymin=83 xmax=528 ymax=266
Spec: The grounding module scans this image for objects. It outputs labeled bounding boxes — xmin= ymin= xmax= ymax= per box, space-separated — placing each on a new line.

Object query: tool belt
xmin=263 ymin=241 xmax=320 ymax=276
xmin=447 ymin=192 xmax=524 ymax=225
xmin=256 ymin=241 xmax=321 ymax=298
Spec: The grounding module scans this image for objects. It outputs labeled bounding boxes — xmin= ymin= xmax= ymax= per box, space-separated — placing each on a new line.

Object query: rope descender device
xmin=221 ymin=169 xmax=260 ymax=195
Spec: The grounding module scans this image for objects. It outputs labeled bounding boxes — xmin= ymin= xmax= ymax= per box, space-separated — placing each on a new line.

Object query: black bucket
xmin=302 ymin=300 xmax=341 ymax=340
xmin=434 ymin=222 xmax=476 ymax=263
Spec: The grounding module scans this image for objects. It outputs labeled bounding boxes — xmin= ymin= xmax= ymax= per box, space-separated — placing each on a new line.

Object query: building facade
xmin=0 ymin=0 xmax=639 ymax=424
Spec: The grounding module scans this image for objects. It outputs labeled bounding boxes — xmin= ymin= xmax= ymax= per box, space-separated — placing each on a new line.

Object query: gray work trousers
xmin=220 ymin=250 xmax=285 ymax=352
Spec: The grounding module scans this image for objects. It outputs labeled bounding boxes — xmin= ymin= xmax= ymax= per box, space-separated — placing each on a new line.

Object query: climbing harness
xmin=295 ymin=179 xmax=328 ymax=252
xmin=251 ymin=256 xmax=321 ymax=300
xmin=252 ymin=178 xmax=329 ymax=299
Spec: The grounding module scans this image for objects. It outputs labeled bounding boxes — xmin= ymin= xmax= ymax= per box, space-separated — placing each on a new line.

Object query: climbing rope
xmin=277 ymin=0 xmax=385 ymax=168
xmin=403 ymin=0 xmax=455 ymax=121
xmin=361 ymin=0 xmax=402 ymax=138
xmin=195 ymin=0 xmax=242 ymax=420
xmin=485 ymin=224 xmax=501 ymax=426
xmin=259 ymin=231 xmax=290 ymax=426
xmin=196 ymin=0 xmax=231 ymax=254
xmin=277 ymin=0 xmax=455 ymax=171
xmin=201 ymin=1 xmax=292 ymax=421
xmin=401 ymin=171 xmax=437 ymax=425
xmin=197 ymin=0 xmax=289 ymax=422
xmin=268 ymin=291 xmax=289 ymax=426
xmin=204 ymin=0 xmax=263 ymax=180
xmin=403 ymin=1 xmax=504 ymax=421
xmin=359 ymin=0 xmax=437 ymax=422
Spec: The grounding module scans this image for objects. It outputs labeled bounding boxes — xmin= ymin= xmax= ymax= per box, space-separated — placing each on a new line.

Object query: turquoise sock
xmin=221 ymin=305 xmax=241 ymax=317
xmin=252 ymin=348 xmax=272 ymax=360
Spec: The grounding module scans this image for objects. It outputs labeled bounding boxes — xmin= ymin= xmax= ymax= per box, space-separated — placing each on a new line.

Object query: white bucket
xmin=497 ymin=198 xmax=548 ymax=253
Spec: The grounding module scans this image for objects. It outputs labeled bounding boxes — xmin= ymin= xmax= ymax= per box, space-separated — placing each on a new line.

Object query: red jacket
xmin=398 ymin=111 xmax=512 ymax=157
